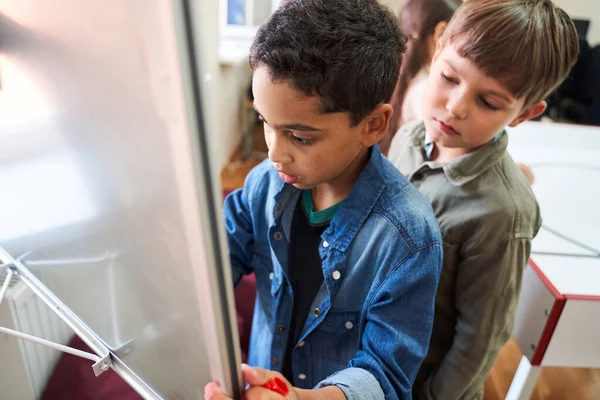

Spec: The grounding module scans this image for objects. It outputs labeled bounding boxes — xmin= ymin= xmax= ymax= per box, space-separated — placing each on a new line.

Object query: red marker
xmin=263 ymin=377 xmax=289 ymax=396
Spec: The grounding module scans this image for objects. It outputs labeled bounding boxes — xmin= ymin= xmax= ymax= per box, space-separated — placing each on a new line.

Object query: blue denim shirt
xmin=224 ymin=145 xmax=443 ymax=400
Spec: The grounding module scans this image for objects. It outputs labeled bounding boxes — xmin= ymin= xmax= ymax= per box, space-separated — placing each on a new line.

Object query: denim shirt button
xmin=298 ymin=373 xmax=307 ymax=380
xmin=272 ymin=357 xmax=278 ymax=365
xmin=298 ymin=340 xmax=305 ymax=348
xmin=332 ymin=270 xmax=341 ymax=280
xmin=269 ymin=272 xmax=274 ymax=280
xmin=273 ymin=232 xmax=283 ymax=240
xmin=345 ymin=321 xmax=354 ymax=330
xmin=313 ymin=308 xmax=321 ymax=317
xmin=322 ymin=241 xmax=329 ymax=248
xmin=276 ymin=202 xmax=283 ymax=211
xmin=277 ymin=325 xmax=286 ymax=332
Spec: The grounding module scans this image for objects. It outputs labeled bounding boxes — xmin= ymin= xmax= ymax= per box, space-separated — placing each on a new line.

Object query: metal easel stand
xmin=0 ymin=250 xmax=112 ymax=377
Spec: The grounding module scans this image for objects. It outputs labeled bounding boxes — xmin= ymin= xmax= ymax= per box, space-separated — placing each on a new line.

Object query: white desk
xmin=505 ymin=121 xmax=600 ymax=399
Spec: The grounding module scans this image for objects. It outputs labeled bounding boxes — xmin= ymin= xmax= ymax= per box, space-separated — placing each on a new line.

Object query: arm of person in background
xmin=517 ymin=163 xmax=535 ymax=184
xmin=421 ymin=238 xmax=532 ymax=400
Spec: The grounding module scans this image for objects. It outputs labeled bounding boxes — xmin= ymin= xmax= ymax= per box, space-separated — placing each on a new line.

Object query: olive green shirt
xmin=388 ymin=121 xmax=542 ymax=400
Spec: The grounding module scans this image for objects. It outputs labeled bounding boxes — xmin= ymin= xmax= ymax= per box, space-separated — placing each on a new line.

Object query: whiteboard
xmin=0 ymin=1 xmax=242 ymax=398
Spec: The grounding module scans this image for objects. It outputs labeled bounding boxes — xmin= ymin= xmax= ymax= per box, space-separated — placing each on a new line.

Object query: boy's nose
xmin=267 ymin=134 xmax=293 ymax=165
xmin=446 ymin=96 xmax=468 ymax=120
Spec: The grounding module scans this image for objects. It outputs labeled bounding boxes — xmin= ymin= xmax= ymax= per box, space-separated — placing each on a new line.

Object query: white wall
xmin=195 ymin=2 xmax=251 ymax=169
xmin=378 ymin=0 xmax=404 ymax=13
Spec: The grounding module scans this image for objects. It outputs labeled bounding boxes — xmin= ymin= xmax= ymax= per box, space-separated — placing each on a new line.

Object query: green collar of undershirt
xmin=302 ymin=190 xmax=344 ymax=225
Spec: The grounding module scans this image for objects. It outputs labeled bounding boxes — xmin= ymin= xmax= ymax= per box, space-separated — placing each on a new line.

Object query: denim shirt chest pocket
xmin=310 ymin=308 xmax=361 ymax=366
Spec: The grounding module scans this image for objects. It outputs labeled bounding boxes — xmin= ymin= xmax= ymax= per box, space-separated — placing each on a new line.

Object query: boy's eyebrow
xmin=279 ymin=123 xmax=321 ymax=132
xmin=444 ymin=59 xmax=458 ymax=72
xmin=253 ymin=105 xmax=320 ymax=132
xmin=443 ymin=59 xmax=513 ymax=103
xmin=482 ymin=90 xmax=512 ymax=104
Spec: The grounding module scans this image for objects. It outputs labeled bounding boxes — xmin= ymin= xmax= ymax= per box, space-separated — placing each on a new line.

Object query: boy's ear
xmin=432 ymin=39 xmax=444 ymax=63
xmin=433 ymin=21 xmax=448 ymax=43
xmin=427 ymin=23 xmax=448 ymax=64
xmin=508 ymin=100 xmax=547 ymax=127
xmin=361 ymin=103 xmax=393 ymax=147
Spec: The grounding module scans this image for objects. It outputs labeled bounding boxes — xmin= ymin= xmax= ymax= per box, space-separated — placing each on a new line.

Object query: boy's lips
xmin=278 ymin=170 xmax=298 ymax=184
xmin=434 ymin=118 xmax=460 ymax=136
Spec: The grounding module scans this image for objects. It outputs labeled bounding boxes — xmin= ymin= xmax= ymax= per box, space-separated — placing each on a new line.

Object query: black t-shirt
xmin=281 ymin=195 xmax=328 ymax=381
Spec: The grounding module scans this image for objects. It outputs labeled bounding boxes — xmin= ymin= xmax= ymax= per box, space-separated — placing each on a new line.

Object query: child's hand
xmin=517 ymin=163 xmax=535 ymax=185
xmin=204 ymin=364 xmax=299 ymax=400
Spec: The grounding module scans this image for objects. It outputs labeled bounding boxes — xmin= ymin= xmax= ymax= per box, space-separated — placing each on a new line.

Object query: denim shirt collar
xmin=271 ymin=145 xmax=386 ymax=252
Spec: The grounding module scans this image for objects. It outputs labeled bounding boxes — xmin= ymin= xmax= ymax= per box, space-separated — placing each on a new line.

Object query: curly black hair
xmin=249 ymin=0 xmax=407 ymax=126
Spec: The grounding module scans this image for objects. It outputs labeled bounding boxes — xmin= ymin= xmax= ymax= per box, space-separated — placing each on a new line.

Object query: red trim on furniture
xmin=529 ymin=259 xmax=566 ymax=366
xmin=530 ymin=297 xmax=566 ymax=366
xmin=529 ymin=258 xmax=563 ymax=299
xmin=528 ymin=258 xmax=566 ymax=366
xmin=564 ymin=294 xmax=600 ymax=301
xmin=530 ymin=259 xmax=600 ymax=301
xmin=526 ymin=259 xmax=600 ymax=365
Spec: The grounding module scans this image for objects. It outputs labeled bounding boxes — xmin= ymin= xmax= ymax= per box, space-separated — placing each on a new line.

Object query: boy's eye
xmin=480 ymin=98 xmax=500 ymax=111
xmin=441 ymin=73 xmax=457 ymax=84
xmin=290 ymin=133 xmax=313 ymax=145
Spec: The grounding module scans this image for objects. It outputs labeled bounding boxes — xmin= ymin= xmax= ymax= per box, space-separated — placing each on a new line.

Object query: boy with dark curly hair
xmin=206 ymin=1 xmax=443 ymax=399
